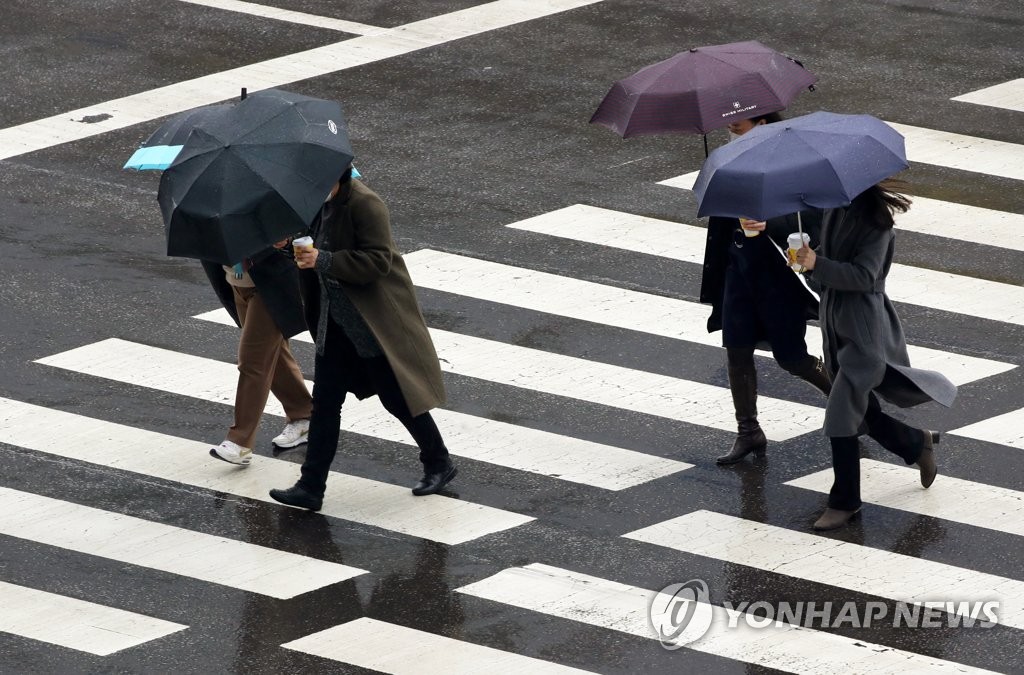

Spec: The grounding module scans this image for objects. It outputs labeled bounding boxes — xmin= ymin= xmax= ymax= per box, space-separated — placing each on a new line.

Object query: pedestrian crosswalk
xmin=0 ymin=581 xmax=187 ymax=656
xmin=2 ymin=33 xmax=1023 ymax=668
xmin=455 ymin=564 xmax=995 ymax=673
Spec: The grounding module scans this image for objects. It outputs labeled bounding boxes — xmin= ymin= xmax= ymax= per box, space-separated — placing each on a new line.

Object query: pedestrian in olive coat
xmin=269 ymin=168 xmax=456 ymax=511
xmin=796 ymin=181 xmax=956 ymax=531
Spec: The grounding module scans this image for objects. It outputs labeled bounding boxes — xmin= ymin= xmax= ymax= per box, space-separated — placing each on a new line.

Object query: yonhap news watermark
xmin=648 ymin=579 xmax=999 ymax=649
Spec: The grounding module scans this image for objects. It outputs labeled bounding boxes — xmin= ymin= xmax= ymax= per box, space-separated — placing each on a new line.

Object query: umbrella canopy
xmin=123 ymin=102 xmax=234 ymax=170
xmin=590 ymin=40 xmax=817 ymax=138
xmin=151 ymin=88 xmax=353 ymax=265
xmin=693 ymin=111 xmax=909 ymax=220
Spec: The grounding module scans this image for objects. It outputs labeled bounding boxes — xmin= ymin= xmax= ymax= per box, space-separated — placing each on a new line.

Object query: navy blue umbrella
xmin=693 ymin=111 xmax=908 ymax=221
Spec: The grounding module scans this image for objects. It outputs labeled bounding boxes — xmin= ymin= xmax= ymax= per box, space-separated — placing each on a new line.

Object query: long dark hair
xmin=851 ymin=179 xmax=912 ymax=229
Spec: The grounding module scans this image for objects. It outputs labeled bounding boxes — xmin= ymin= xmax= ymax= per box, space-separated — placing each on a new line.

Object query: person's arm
xmin=315 ymin=197 xmax=394 ymax=285
xmin=803 ymin=226 xmax=892 ymax=292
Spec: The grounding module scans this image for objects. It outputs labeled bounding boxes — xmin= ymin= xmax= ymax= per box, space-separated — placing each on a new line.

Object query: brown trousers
xmin=226 ymin=286 xmax=313 ymax=448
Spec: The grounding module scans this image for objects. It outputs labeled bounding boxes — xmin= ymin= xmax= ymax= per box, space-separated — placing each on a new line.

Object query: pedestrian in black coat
xmin=699 ymin=111 xmax=832 ymax=465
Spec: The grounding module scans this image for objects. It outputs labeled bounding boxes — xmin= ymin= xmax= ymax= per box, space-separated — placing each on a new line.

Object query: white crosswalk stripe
xmin=0 ymin=487 xmax=366 ymax=599
xmin=785 ymin=459 xmax=1024 ymax=537
xmin=43 ymin=332 xmax=693 ymax=490
xmin=455 ymin=563 xmax=994 ymax=674
xmin=952 ymin=79 xmax=1024 ymax=113
xmin=0 ymin=397 xmax=532 ymax=546
xmin=950 ymin=407 xmax=1024 ymax=450
xmin=658 ymin=172 xmax=1024 ymax=253
xmin=0 ymin=581 xmax=187 ymax=656
xmin=404 ymin=246 xmax=1014 ymax=384
xmin=623 ymin=510 xmax=1024 ymax=630
xmin=513 ymin=203 xmax=1024 ymax=329
xmin=281 ymin=617 xmax=594 ymax=673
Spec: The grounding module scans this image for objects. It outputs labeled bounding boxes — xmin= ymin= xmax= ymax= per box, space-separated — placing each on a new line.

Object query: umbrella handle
xmin=797 ymin=210 xmax=803 ymax=236
xmin=703 ymin=134 xmax=709 ymax=158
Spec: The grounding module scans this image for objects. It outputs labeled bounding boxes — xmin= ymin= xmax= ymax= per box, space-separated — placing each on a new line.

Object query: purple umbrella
xmin=693 ymin=111 xmax=909 ymax=222
xmin=590 ymin=40 xmax=817 ymax=143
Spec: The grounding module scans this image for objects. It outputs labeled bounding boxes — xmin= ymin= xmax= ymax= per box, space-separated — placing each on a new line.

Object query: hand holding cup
xmin=292 ymin=236 xmax=318 ymax=269
xmin=739 ymin=217 xmax=766 ymax=237
xmin=794 ymin=241 xmax=816 ymax=271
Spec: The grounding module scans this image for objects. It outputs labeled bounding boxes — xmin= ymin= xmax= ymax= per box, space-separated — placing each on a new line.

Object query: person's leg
xmin=763 ymin=289 xmax=831 ymax=397
xmin=226 ymin=288 xmax=286 ymax=449
xmin=864 ymin=394 xmax=939 ymax=487
xmin=269 ymin=340 xmax=313 ymax=423
xmin=363 ymin=356 xmax=456 ymax=494
xmin=814 ymin=435 xmax=862 ymax=530
xmin=295 ymin=325 xmax=350 ymax=496
xmin=717 ymin=346 xmax=766 ymax=464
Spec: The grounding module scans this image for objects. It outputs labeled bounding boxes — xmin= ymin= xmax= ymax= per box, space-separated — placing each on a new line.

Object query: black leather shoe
xmin=269 ymin=484 xmax=323 ymax=511
xmin=412 ymin=462 xmax=458 ymax=496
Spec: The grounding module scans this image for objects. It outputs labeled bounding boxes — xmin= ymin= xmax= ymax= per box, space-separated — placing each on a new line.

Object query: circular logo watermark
xmin=648 ymin=579 xmax=714 ymax=650
xmin=328 ymin=119 xmax=338 ymax=135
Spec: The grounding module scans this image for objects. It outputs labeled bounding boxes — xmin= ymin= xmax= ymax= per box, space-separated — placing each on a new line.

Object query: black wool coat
xmin=201 ymin=247 xmax=307 ymax=339
xmin=699 ymin=210 xmax=824 ymax=334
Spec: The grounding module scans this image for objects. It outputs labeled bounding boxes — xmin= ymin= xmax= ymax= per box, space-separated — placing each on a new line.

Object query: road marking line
xmin=281 ymin=617 xmax=593 ymax=673
xmin=887 ymin=122 xmax=1024 ymax=182
xmin=951 ymin=407 xmax=1024 ymax=450
xmin=190 ymin=311 xmax=819 ymax=441
xmin=455 ymin=564 xmax=993 ymax=674
xmin=0 ymin=487 xmax=366 ymax=599
xmin=0 ymin=0 xmax=602 ymax=161
xmin=785 ymin=459 xmax=1024 ymax=537
xmin=174 ymin=0 xmax=389 ymax=34
xmin=98 ymin=321 xmax=692 ymax=492
xmin=623 ymin=510 xmax=1024 ymax=630
xmin=0 ymin=580 xmax=186 ymax=656
xmin=660 ymin=171 xmax=1024 ymax=253
xmin=952 ymin=79 xmax=1024 ymax=114
xmin=0 ymin=397 xmax=531 ymax=546
xmin=404 ymin=247 xmax=1013 ymax=385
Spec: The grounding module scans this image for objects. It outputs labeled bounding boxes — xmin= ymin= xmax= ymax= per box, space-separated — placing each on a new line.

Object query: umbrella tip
xmin=240 ymin=87 xmax=247 ymax=101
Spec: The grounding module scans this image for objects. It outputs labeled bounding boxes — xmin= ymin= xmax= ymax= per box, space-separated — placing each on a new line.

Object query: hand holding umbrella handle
xmin=795 ymin=242 xmax=816 ymax=270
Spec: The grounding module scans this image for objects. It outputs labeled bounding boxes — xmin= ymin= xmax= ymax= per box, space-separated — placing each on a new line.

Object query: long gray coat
xmin=812 ymin=206 xmax=956 ymax=437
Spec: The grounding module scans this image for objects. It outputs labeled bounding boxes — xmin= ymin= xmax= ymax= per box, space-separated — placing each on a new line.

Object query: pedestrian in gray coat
xmin=796 ymin=180 xmax=957 ymax=531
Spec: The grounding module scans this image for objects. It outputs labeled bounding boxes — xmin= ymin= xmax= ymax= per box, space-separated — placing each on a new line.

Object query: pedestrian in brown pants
xmin=202 ymin=243 xmax=313 ymax=465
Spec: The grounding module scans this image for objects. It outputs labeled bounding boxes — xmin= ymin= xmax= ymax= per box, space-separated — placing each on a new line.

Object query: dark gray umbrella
xmin=590 ymin=40 xmax=817 ymax=144
xmin=693 ymin=111 xmax=909 ymax=221
xmin=154 ymin=88 xmax=353 ymax=265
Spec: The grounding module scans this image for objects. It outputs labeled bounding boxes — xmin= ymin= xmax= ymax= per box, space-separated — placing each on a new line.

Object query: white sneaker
xmin=210 ymin=440 xmax=253 ymax=466
xmin=272 ymin=419 xmax=310 ymax=449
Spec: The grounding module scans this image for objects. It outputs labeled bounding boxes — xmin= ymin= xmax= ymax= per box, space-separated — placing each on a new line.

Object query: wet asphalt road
xmin=1 ymin=1 xmax=1023 ymax=673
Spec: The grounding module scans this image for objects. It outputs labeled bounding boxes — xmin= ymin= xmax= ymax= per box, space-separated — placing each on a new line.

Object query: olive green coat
xmin=302 ymin=179 xmax=446 ymax=417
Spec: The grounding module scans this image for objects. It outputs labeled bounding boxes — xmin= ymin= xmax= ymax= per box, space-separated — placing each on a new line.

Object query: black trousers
xmin=828 ymin=394 xmax=927 ymax=510
xmin=298 ymin=320 xmax=450 ymax=495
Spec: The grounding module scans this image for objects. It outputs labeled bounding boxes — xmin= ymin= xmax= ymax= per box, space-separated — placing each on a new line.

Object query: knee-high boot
xmin=717 ymin=351 xmax=767 ymax=465
xmin=779 ymin=355 xmax=832 ymax=397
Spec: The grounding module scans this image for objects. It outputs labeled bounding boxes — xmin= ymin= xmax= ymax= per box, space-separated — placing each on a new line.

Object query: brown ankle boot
xmin=717 ymin=361 xmax=767 ymax=465
xmin=813 ymin=507 xmax=860 ymax=530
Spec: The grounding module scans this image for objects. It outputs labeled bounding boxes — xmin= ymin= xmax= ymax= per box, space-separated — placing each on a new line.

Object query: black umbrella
xmin=154 ymin=88 xmax=353 ymax=265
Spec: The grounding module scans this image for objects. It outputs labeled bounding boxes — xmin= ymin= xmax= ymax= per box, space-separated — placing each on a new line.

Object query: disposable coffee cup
xmin=739 ymin=217 xmax=761 ymax=238
xmin=292 ymin=235 xmax=313 ymax=253
xmin=787 ymin=232 xmax=810 ymax=271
